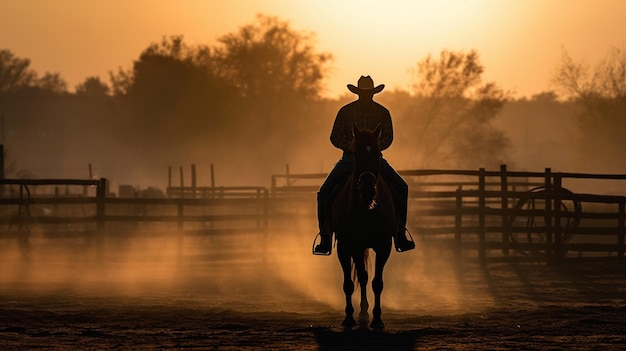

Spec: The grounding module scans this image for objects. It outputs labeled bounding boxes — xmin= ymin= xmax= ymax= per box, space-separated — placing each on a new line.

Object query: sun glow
xmin=292 ymin=0 xmax=495 ymax=44
xmin=282 ymin=0 xmax=508 ymax=96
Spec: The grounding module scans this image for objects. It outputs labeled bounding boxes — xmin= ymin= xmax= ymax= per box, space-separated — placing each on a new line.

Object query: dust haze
xmin=0 ymin=215 xmax=493 ymax=316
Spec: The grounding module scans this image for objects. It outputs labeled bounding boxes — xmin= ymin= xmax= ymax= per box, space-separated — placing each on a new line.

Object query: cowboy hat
xmin=347 ymin=75 xmax=385 ymax=95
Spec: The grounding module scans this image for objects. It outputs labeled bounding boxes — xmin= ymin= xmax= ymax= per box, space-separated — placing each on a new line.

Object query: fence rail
xmin=1 ymin=165 xmax=625 ymax=263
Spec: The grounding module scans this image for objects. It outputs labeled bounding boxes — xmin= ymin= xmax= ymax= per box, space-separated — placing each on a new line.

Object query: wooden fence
xmin=1 ymin=165 xmax=625 ymax=263
xmin=0 ymin=178 xmax=270 ymax=260
xmin=270 ymin=165 xmax=626 ymax=262
xmin=402 ymin=166 xmax=625 ymax=262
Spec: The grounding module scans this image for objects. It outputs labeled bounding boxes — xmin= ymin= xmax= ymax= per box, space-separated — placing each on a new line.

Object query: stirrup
xmin=312 ymin=233 xmax=332 ymax=256
xmin=394 ymin=228 xmax=415 ymax=253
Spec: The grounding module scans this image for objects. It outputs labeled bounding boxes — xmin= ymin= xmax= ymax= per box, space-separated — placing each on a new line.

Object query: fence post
xmin=96 ymin=178 xmax=107 ymax=260
xmin=96 ymin=178 xmax=106 ymax=231
xmin=210 ymin=164 xmax=215 ymax=199
xmin=179 ymin=166 xmax=185 ymax=199
xmin=0 ymin=144 xmax=4 ymax=198
xmin=455 ymin=186 xmax=463 ymax=263
xmin=544 ymin=168 xmax=554 ymax=264
xmin=271 ymin=175 xmax=276 ymax=198
xmin=262 ymin=188 xmax=269 ymax=265
xmin=17 ymin=183 xmax=31 ymax=259
xmin=618 ymin=199 xmax=625 ymax=261
xmin=500 ymin=164 xmax=509 ymax=256
xmin=167 ymin=166 xmax=172 ymax=197
xmin=177 ymin=199 xmax=184 ymax=261
xmin=553 ymin=173 xmax=563 ymax=261
xmin=191 ymin=164 xmax=197 ymax=199
xmin=478 ymin=168 xmax=486 ymax=262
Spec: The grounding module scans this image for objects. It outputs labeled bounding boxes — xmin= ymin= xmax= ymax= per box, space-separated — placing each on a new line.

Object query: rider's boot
xmin=313 ymin=232 xmax=332 ymax=255
xmin=394 ymin=227 xmax=415 ymax=252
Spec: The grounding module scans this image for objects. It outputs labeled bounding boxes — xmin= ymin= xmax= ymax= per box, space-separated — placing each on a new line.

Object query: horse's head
xmin=352 ymin=124 xmax=382 ymax=209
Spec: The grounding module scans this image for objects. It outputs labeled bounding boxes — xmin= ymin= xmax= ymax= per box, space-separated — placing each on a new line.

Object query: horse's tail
xmin=352 ymin=249 xmax=371 ymax=284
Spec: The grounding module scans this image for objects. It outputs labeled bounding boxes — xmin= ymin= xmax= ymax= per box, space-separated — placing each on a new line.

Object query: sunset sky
xmin=1 ymin=0 xmax=625 ymax=98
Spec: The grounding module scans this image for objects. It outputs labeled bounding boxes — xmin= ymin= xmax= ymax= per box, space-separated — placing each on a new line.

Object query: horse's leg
xmin=353 ymin=249 xmax=369 ymax=325
xmin=370 ymin=246 xmax=391 ymax=329
xmin=337 ymin=244 xmax=356 ymax=327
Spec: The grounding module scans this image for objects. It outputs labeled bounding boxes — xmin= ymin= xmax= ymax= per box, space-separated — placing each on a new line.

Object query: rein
xmin=357 ymin=171 xmax=378 ymax=210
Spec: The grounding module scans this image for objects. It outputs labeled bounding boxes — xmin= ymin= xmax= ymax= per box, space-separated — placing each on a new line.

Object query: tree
xmin=403 ymin=49 xmax=510 ymax=169
xmin=1 ymin=49 xmax=69 ymax=97
xmin=75 ymin=76 xmax=110 ymax=96
xmin=213 ymin=15 xmax=332 ymax=134
xmin=553 ymin=47 xmax=626 ymax=100
xmin=214 ymin=14 xmax=332 ymax=101
xmin=109 ymin=66 xmax=133 ymax=96
xmin=0 ymin=49 xmax=37 ymax=94
xmin=107 ymin=34 xmax=242 ymax=164
xmin=36 ymin=72 xmax=68 ymax=94
xmin=552 ymin=47 xmax=626 ymax=172
xmin=209 ymin=14 xmax=334 ymax=170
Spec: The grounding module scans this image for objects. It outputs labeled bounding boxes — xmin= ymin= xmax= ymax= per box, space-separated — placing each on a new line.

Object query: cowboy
xmin=314 ymin=75 xmax=415 ymax=255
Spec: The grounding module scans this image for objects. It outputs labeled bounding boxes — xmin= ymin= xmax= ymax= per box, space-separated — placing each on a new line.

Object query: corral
xmin=1 ymin=165 xmax=624 ymax=264
xmin=1 ymin=165 xmax=626 ymax=350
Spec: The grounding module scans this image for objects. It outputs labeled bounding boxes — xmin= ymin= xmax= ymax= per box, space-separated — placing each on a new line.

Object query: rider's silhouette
xmin=314 ymin=76 xmax=415 ymax=255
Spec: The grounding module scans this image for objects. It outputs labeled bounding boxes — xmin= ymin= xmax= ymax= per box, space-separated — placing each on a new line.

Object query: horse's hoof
xmin=370 ymin=319 xmax=384 ymax=330
xmin=341 ymin=317 xmax=356 ymax=328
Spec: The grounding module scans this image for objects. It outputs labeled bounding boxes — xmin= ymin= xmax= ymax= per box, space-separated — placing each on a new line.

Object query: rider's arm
xmin=379 ymin=108 xmax=393 ymax=151
xmin=330 ymin=109 xmax=351 ymax=151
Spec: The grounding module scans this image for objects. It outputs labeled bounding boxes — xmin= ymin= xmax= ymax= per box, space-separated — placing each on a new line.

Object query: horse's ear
xmin=353 ymin=124 xmax=360 ymax=137
xmin=373 ymin=124 xmax=381 ymax=138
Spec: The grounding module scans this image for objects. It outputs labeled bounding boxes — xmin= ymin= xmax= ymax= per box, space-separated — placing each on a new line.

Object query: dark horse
xmin=331 ymin=124 xmax=395 ymax=329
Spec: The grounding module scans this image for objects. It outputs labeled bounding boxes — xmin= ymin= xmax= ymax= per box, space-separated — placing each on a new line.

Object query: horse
xmin=330 ymin=124 xmax=395 ymax=329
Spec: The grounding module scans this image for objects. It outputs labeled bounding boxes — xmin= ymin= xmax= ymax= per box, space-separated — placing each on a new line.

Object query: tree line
xmin=1 ymin=14 xmax=625 ymax=180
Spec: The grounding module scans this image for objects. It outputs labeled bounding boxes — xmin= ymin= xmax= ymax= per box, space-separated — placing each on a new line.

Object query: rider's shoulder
xmin=372 ymin=101 xmax=390 ymax=114
xmin=374 ymin=101 xmax=389 ymax=110
xmin=341 ymin=100 xmax=360 ymax=108
xmin=341 ymin=100 xmax=388 ymax=110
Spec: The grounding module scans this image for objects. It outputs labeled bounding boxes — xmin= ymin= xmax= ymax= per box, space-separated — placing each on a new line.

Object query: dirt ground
xmin=1 ymin=234 xmax=625 ymax=350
